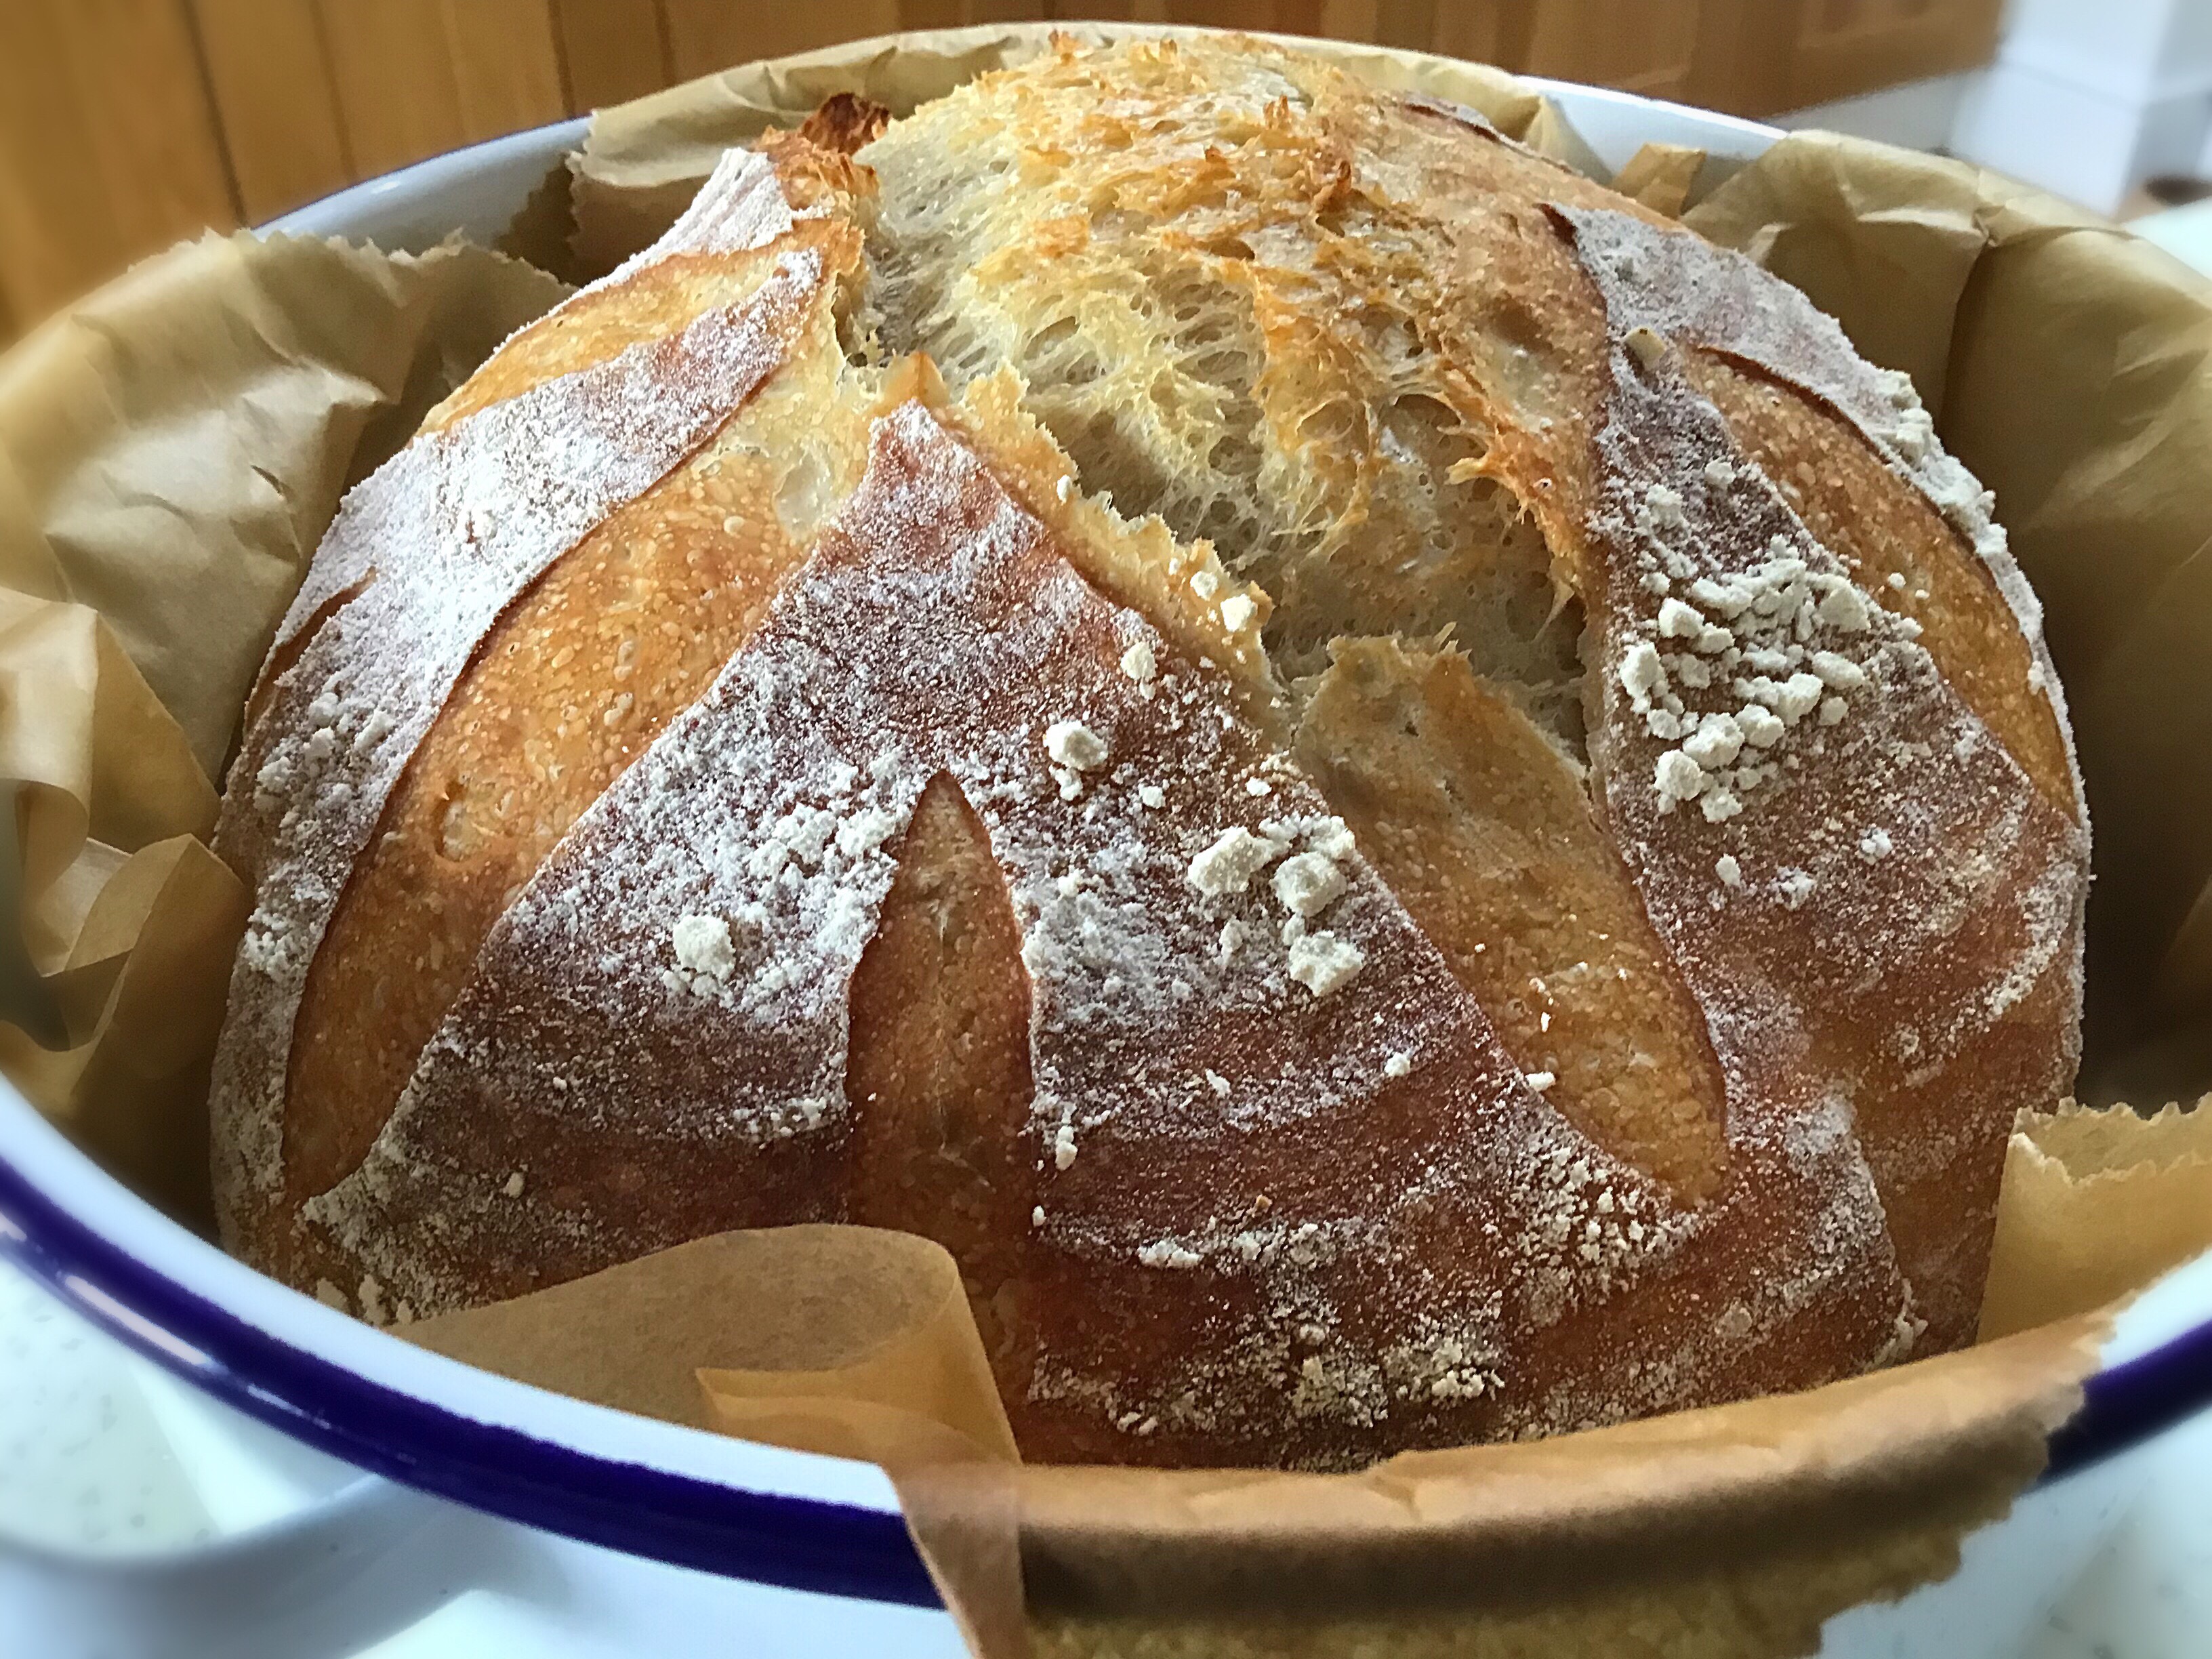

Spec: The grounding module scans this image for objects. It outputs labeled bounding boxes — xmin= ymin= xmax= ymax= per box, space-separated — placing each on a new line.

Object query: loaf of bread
xmin=211 ymin=37 xmax=2089 ymax=1469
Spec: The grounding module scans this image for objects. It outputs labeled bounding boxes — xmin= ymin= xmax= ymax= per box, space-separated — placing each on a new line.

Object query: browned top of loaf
xmin=211 ymin=35 xmax=2087 ymax=1468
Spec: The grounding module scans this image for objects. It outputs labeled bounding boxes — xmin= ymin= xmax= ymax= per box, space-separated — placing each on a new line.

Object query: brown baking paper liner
xmin=402 ymin=1227 xmax=1027 ymax=1658
xmin=7 ymin=24 xmax=2212 ymax=1659
xmin=1614 ymin=142 xmax=1711 ymax=220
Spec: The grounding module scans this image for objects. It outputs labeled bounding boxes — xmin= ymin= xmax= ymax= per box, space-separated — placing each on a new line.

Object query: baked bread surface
xmin=213 ymin=37 xmax=2088 ymax=1468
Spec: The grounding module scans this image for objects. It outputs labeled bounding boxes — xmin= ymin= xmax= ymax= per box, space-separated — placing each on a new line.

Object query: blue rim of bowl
xmin=3 ymin=1127 xmax=2211 ymax=1610
xmin=0 ymin=1142 xmax=939 ymax=1607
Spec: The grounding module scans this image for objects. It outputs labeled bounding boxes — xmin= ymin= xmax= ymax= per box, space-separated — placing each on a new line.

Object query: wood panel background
xmin=0 ymin=0 xmax=2004 ymax=344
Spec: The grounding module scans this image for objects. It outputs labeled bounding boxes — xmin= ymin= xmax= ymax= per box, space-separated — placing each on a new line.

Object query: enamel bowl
xmin=3 ymin=81 xmax=2209 ymax=1659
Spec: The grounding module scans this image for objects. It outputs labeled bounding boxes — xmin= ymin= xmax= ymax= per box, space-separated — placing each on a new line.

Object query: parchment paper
xmin=398 ymin=1227 xmax=1026 ymax=1655
xmin=1982 ymin=1098 xmax=2212 ymax=1341
xmin=7 ymin=24 xmax=2212 ymax=1659
xmin=1613 ymin=142 xmax=1708 ymax=218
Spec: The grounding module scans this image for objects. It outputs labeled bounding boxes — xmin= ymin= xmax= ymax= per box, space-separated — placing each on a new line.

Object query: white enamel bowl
xmin=3 ymin=79 xmax=2209 ymax=1659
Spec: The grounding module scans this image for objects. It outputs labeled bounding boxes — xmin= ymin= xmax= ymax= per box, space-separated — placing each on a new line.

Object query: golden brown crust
xmin=266 ymin=140 xmax=881 ymax=1274
xmin=287 ymin=397 xmax=1906 ymax=1465
xmin=211 ymin=142 xmax=865 ymax=1282
xmin=1679 ymin=350 xmax=2075 ymax=815
xmin=428 ymin=138 xmax=870 ymax=434
xmin=283 ymin=446 xmax=811 ymax=1204
xmin=214 ymin=35 xmax=2089 ymax=1462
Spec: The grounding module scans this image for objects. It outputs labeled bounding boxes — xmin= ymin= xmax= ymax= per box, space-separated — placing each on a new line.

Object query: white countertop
xmin=0 ymin=1259 xmax=212 ymax=1554
xmin=2022 ymin=1404 xmax=2212 ymax=1659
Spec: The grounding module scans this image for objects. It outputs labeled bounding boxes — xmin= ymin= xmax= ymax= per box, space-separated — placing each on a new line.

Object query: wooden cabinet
xmin=0 ymin=1 xmax=237 ymax=335
xmin=0 ymin=0 xmax=2006 ymax=343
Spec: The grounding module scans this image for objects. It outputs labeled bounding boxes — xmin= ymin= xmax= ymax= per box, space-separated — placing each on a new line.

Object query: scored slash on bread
xmin=211 ymin=36 xmax=2087 ymax=1468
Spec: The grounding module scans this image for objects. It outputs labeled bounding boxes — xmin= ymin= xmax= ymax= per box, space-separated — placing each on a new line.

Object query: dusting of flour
xmin=209 ymin=149 xmax=827 ymax=1237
